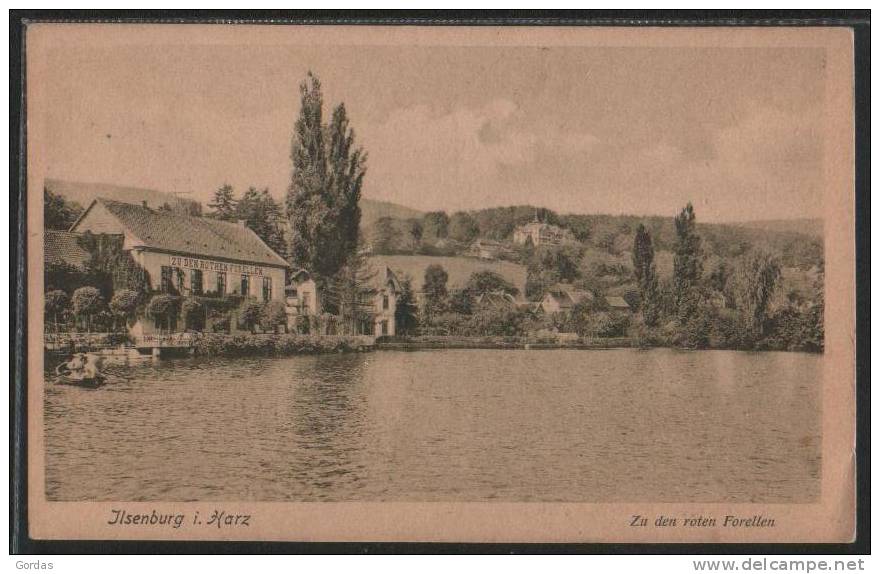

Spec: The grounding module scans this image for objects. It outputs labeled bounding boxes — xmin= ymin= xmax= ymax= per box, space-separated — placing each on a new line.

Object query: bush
xmin=238 ymin=299 xmax=264 ymax=333
xmin=147 ymin=294 xmax=179 ymax=332
xmin=109 ymin=289 xmax=140 ymax=329
xmin=261 ymin=300 xmax=288 ymax=332
xmin=45 ymin=290 xmax=70 ymax=330
xmin=181 ymin=298 xmax=206 ymax=331
xmin=71 ymin=286 xmax=104 ymax=332
xmin=191 ymin=333 xmax=368 ymax=357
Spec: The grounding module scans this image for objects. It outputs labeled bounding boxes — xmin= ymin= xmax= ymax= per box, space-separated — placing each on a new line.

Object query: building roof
xmin=72 ymin=198 xmax=289 ymax=268
xmin=45 ymin=230 xmax=91 ymax=270
xmin=475 ymin=291 xmax=517 ymax=307
xmin=605 ymin=296 xmax=631 ymax=309
xmin=544 ymin=284 xmax=594 ymax=309
xmin=367 ymin=265 xmax=402 ymax=293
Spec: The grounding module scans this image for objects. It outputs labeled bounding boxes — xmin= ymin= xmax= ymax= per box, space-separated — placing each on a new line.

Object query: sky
xmin=38 ymin=40 xmax=828 ymax=222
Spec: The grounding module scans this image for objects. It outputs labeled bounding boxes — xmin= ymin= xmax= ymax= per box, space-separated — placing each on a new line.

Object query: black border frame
xmin=9 ymin=9 xmax=870 ymax=555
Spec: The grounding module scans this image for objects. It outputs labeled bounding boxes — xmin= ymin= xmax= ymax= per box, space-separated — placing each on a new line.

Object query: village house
xmin=604 ymin=296 xmax=631 ymax=312
xmin=284 ymin=269 xmax=322 ymax=333
xmin=283 ymin=265 xmax=401 ymax=337
xmin=70 ymin=197 xmax=289 ymax=335
xmin=467 ymin=239 xmax=514 ymax=261
xmin=538 ymin=284 xmax=595 ymax=314
xmin=367 ymin=265 xmax=401 ymax=337
xmin=512 ymin=220 xmax=575 ymax=246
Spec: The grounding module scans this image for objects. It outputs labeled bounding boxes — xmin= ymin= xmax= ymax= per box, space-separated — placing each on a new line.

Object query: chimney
xmin=141 ymin=200 xmax=149 ymax=208
xmin=238 ymin=219 xmax=248 ymax=227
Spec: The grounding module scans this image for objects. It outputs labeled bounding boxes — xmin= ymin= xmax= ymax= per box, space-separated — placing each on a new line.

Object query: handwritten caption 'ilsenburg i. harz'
xmin=108 ymin=509 xmax=251 ymax=529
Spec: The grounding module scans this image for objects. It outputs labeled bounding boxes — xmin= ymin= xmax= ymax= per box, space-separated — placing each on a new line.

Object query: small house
xmin=605 ymin=295 xmax=631 ymax=312
xmin=539 ymin=284 xmax=594 ymax=314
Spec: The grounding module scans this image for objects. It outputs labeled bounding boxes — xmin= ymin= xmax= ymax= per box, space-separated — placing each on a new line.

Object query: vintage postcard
xmin=24 ymin=23 xmax=856 ymax=543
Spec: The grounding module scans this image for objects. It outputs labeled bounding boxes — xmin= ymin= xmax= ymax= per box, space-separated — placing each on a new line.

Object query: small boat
xmin=55 ymin=373 xmax=106 ymax=388
xmin=54 ymin=361 xmax=106 ymax=388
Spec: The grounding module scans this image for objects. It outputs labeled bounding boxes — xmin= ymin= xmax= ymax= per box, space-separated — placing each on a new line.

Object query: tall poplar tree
xmin=672 ymin=203 xmax=703 ymax=322
xmin=286 ymin=72 xmax=366 ymax=281
xmin=632 ymin=223 xmax=660 ymax=326
xmin=287 ymin=72 xmax=329 ymax=274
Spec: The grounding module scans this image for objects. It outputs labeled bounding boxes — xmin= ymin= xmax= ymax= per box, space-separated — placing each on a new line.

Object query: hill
xmin=360 ymin=198 xmax=423 ymax=228
xmin=368 ymin=254 xmax=527 ymax=295
xmin=734 ymin=218 xmax=823 ymax=239
xmin=44 ymin=178 xmax=202 ymax=216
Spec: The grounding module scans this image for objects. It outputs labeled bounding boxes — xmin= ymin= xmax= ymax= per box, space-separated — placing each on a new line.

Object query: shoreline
xmin=43 ymin=332 xmax=822 ymax=359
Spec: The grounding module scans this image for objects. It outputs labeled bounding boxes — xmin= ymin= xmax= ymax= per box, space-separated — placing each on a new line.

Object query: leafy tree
xmin=180 ymin=298 xmax=206 ymax=332
xmin=287 ymin=72 xmax=329 ymax=272
xmin=466 ymin=307 xmax=528 ymax=337
xmin=632 ymin=224 xmax=660 ymax=326
xmin=325 ymin=248 xmax=377 ymax=335
xmin=71 ymin=287 xmax=104 ymax=332
xmin=325 ymin=102 xmax=366 ymax=271
xmin=465 ymin=271 xmax=519 ymax=298
xmin=147 ymin=294 xmax=179 ymax=333
xmin=394 ymin=275 xmax=419 ymax=335
xmin=208 ymin=184 xmax=238 ymax=221
xmin=407 ymin=219 xmax=423 ymax=251
xmin=422 ymin=264 xmax=449 ymax=320
xmin=447 ymin=288 xmax=474 ymax=315
xmin=238 ymin=299 xmax=264 ymax=333
xmin=449 ymin=211 xmax=480 ymax=243
xmin=45 ymin=290 xmax=70 ymax=331
xmin=672 ymin=203 xmax=703 ymax=322
xmin=236 ymin=187 xmax=287 ymax=258
xmin=733 ymin=250 xmax=781 ymax=339
xmin=286 ymin=72 xmax=366 ymax=281
xmin=109 ymin=289 xmax=140 ymax=331
xmin=372 ymin=216 xmax=402 ymax=254
xmin=44 ymin=187 xmax=83 ymax=230
xmin=422 ymin=211 xmax=450 ymax=240
xmin=260 ymin=300 xmax=288 ymax=333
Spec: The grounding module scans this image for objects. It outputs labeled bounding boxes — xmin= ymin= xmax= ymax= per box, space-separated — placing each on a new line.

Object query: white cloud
xmin=359 ymin=100 xmax=601 ymax=210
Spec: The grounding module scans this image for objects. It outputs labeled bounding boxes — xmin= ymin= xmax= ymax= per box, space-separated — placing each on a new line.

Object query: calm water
xmin=45 ymin=349 xmax=821 ymax=502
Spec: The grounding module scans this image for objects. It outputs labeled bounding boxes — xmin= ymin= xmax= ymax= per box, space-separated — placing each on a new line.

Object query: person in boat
xmin=56 ymin=353 xmax=86 ymax=379
xmin=81 ymin=353 xmax=102 ymax=380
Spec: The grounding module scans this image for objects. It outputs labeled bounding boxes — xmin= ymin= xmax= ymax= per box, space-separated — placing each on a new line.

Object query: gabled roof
xmin=605 ymin=296 xmax=631 ymax=309
xmin=368 ymin=265 xmax=402 ymax=293
xmin=72 ymin=198 xmax=289 ymax=268
xmin=44 ymin=231 xmax=90 ymax=270
xmin=545 ymin=284 xmax=594 ymax=309
xmin=475 ymin=291 xmax=517 ymax=307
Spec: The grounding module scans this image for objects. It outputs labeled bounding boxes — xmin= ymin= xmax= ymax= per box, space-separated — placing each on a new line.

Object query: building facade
xmin=71 ymin=197 xmax=289 ymax=335
xmin=512 ymin=221 xmax=575 ymax=246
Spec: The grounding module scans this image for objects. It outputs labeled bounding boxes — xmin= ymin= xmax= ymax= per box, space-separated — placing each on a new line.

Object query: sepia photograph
xmin=20 ymin=21 xmax=858 ymax=544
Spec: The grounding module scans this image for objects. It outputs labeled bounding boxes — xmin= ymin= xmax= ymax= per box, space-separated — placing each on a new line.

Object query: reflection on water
xmin=44 ymin=349 xmax=821 ymax=502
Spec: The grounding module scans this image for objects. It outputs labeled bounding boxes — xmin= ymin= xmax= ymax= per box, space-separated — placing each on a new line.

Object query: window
xmin=262 ymin=277 xmax=272 ymax=301
xmin=301 ymin=292 xmax=310 ymax=314
xmin=177 ymin=269 xmax=185 ymax=293
xmin=160 ymin=266 xmax=173 ymax=293
xmin=382 ymin=294 xmax=390 ymax=310
xmin=381 ymin=320 xmax=388 ymax=336
xmin=191 ymin=269 xmax=203 ymax=296
xmin=240 ymin=274 xmax=249 ymax=296
xmin=216 ymin=272 xmax=226 ymax=295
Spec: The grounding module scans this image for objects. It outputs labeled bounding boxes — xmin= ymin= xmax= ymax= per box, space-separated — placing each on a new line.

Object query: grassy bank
xmin=192 ymin=333 xmax=375 ymax=357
